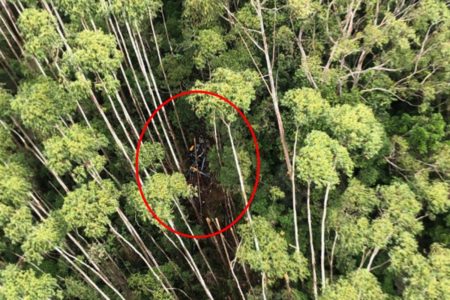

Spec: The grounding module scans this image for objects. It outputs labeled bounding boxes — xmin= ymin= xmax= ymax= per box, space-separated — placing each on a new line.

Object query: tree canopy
xmin=0 ymin=0 xmax=448 ymax=299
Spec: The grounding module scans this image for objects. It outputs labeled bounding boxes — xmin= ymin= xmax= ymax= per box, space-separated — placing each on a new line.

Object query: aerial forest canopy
xmin=0 ymin=0 xmax=449 ymax=299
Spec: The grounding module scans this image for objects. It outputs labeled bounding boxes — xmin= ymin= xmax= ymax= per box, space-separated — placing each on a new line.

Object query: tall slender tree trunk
xmin=253 ymin=0 xmax=292 ymax=176
xmin=168 ymin=220 xmax=215 ymax=300
xmin=148 ymin=13 xmax=188 ymax=149
xmin=366 ymin=247 xmax=380 ymax=271
xmin=320 ymin=184 xmax=331 ymax=291
xmin=292 ymin=128 xmax=300 ymax=252
xmin=109 ymin=225 xmax=176 ymax=299
xmin=329 ymin=232 xmax=338 ymax=282
xmin=307 ymin=181 xmax=318 ymax=300
xmin=226 ymin=122 xmax=267 ymax=300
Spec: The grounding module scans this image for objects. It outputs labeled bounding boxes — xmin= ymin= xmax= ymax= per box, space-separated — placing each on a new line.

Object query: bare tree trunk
xmin=167 ymin=220 xmax=214 ymax=300
xmin=366 ymin=247 xmax=380 ymax=271
xmin=217 ymin=227 xmax=246 ymax=300
xmin=226 ymin=122 xmax=267 ymax=300
xmin=307 ymin=182 xmax=318 ymax=300
xmin=57 ymin=249 xmax=110 ymax=299
xmin=252 ymin=0 xmax=292 ymax=176
xmin=320 ymin=184 xmax=331 ymax=291
xmin=109 ymin=225 xmax=176 ymax=299
xmin=329 ymin=232 xmax=338 ymax=282
xmin=292 ymin=128 xmax=300 ymax=252
xmin=148 ymin=13 xmax=188 ymax=149
xmin=172 ymin=199 xmax=218 ymax=284
xmin=29 ymin=199 xmax=125 ymax=299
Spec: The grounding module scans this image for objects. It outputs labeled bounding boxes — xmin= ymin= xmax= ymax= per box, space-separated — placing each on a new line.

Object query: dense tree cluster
xmin=0 ymin=0 xmax=448 ymax=299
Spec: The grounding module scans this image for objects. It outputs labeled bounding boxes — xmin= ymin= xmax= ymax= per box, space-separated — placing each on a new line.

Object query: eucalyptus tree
xmin=237 ymin=216 xmax=309 ymax=289
xmin=193 ymin=28 xmax=227 ymax=73
xmin=17 ymin=8 xmax=62 ymax=62
xmin=189 ymin=67 xmax=260 ymax=200
xmin=21 ymin=213 xmax=66 ymax=264
xmin=320 ymin=269 xmax=386 ymax=300
xmin=0 ymin=162 xmax=32 ymax=207
xmin=43 ymin=124 xmax=108 ymax=181
xmin=0 ymin=0 xmax=449 ymax=299
xmin=328 ymin=104 xmax=385 ymax=161
xmin=107 ymin=0 xmax=183 ymax=171
xmin=327 ymin=180 xmax=426 ymax=292
xmin=297 ymin=130 xmax=353 ymax=295
xmin=0 ymin=264 xmax=62 ymax=299
xmin=223 ymin=0 xmax=294 ymax=175
xmin=60 ymin=28 xmax=138 ymax=171
xmin=11 ymin=76 xmax=77 ymax=136
xmin=397 ymin=243 xmax=450 ymax=299
xmin=183 ymin=0 xmax=224 ymax=27
xmin=61 ymin=180 xmax=119 ymax=238
xmin=282 ymin=88 xmax=331 ymax=255
xmin=189 ymin=67 xmax=270 ymax=297
xmin=124 ymin=172 xmax=215 ymax=299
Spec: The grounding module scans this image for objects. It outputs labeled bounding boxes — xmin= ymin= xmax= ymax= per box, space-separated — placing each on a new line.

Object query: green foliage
xmin=297 ymin=130 xmax=353 ymax=187
xmin=65 ymin=71 xmax=92 ymax=101
xmin=235 ymin=4 xmax=259 ymax=30
xmin=0 ymin=88 xmax=12 ymax=118
xmin=0 ymin=126 xmax=14 ymax=160
xmin=17 ymin=9 xmax=62 ymax=60
xmin=22 ymin=214 xmax=67 ymax=264
xmin=0 ymin=203 xmax=13 ymax=227
xmin=338 ymin=179 xmax=379 ymax=216
xmin=63 ymin=277 xmax=99 ymax=300
xmin=331 ymin=179 xmax=424 ymax=264
xmin=68 ymin=30 xmax=122 ymax=75
xmin=128 ymin=271 xmax=173 ymax=299
xmin=183 ymin=0 xmax=224 ymax=26
xmin=390 ymin=235 xmax=450 ymax=300
xmin=389 ymin=232 xmax=422 ymax=275
xmin=321 ymin=269 xmax=386 ymax=300
xmin=415 ymin=174 xmax=450 ymax=216
xmin=380 ymin=182 xmax=422 ymax=234
xmin=237 ymin=216 xmax=309 ymax=285
xmin=110 ymin=0 xmax=162 ymax=24
xmin=62 ymin=30 xmax=123 ymax=94
xmin=282 ymin=88 xmax=330 ymax=128
xmin=287 ymin=0 xmax=316 ymax=19
xmin=11 ymin=77 xmax=76 ymax=135
xmin=390 ymin=113 xmax=446 ymax=155
xmin=194 ymin=28 xmax=227 ymax=69
xmin=139 ymin=142 xmax=165 ymax=170
xmin=328 ymin=104 xmax=385 ymax=159
xmin=369 ymin=217 xmax=395 ymax=249
xmin=329 ymin=181 xmax=379 ymax=255
xmin=190 ymin=68 xmax=260 ymax=123
xmin=336 ymin=217 xmax=370 ymax=256
xmin=61 ymin=180 xmax=119 ymax=238
xmin=0 ymin=162 xmax=32 ymax=207
xmin=433 ymin=144 xmax=450 ymax=177
xmin=4 ymin=206 xmax=33 ymax=244
xmin=1 ymin=0 xmax=449 ymax=298
xmin=402 ymin=243 xmax=450 ymax=300
xmin=269 ymin=186 xmax=285 ymax=201
xmin=424 ymin=181 xmax=449 ymax=215
xmin=54 ymin=0 xmax=109 ymax=24
xmin=0 ymin=265 xmax=62 ymax=299
xmin=247 ymin=287 xmax=308 ymax=300
xmin=44 ymin=124 xmax=108 ymax=177
xmin=208 ymin=146 xmax=252 ymax=191
xmin=125 ymin=173 xmax=194 ymax=226
xmin=159 ymin=54 xmax=193 ymax=89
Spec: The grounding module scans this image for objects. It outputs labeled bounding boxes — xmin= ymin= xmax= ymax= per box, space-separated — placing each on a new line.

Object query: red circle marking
xmin=135 ymin=90 xmax=261 ymax=239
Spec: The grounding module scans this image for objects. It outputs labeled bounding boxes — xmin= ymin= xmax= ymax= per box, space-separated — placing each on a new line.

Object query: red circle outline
xmin=135 ymin=90 xmax=261 ymax=239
